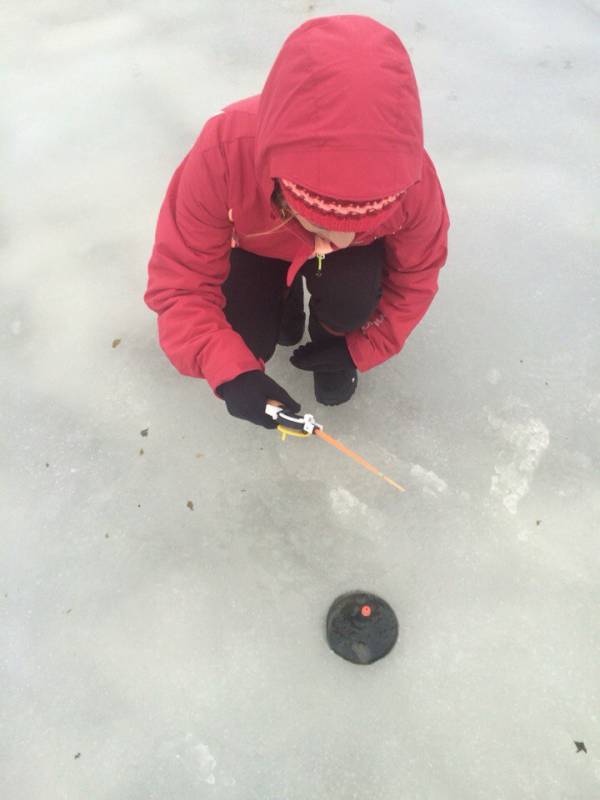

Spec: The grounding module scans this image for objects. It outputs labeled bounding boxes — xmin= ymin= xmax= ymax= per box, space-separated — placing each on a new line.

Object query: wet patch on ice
xmin=328 ymin=487 xmax=386 ymax=536
xmin=486 ymin=403 xmax=549 ymax=514
xmin=192 ymin=742 xmax=217 ymax=784
xmin=409 ymin=465 xmax=448 ymax=496
xmin=163 ymin=734 xmax=219 ymax=785
xmin=329 ymin=487 xmax=369 ymax=516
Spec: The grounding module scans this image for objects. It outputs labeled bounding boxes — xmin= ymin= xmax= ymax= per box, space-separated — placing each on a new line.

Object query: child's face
xmin=291 ymin=209 xmax=356 ymax=249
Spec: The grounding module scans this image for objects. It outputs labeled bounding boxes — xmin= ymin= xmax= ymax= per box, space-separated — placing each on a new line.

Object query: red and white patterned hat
xmin=278 ymin=177 xmax=404 ymax=233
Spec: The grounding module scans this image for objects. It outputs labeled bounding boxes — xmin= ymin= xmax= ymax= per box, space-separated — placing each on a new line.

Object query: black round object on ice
xmin=326 ymin=591 xmax=399 ymax=665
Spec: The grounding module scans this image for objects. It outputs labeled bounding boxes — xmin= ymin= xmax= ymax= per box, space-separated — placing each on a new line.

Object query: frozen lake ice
xmin=2 ymin=2 xmax=600 ymax=797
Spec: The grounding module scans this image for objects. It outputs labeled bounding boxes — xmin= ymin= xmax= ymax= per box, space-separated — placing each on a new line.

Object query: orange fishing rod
xmin=264 ymin=403 xmax=405 ymax=493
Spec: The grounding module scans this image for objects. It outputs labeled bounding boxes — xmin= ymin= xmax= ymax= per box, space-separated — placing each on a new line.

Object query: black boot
xmin=278 ymin=274 xmax=305 ymax=346
xmin=308 ymin=308 xmax=358 ymax=406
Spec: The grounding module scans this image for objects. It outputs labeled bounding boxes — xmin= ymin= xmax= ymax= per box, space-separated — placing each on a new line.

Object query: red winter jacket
xmin=144 ymin=15 xmax=450 ymax=394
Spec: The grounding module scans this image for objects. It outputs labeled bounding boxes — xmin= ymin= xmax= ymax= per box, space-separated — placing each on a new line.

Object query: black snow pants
xmin=221 ymin=239 xmax=385 ymax=362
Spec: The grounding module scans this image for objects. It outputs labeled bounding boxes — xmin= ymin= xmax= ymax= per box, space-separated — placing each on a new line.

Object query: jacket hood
xmin=255 ymin=15 xmax=424 ymax=209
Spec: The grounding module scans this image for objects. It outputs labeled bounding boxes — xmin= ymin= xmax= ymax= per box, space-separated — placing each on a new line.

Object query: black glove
xmin=290 ymin=339 xmax=355 ymax=372
xmin=217 ymin=370 xmax=301 ymax=429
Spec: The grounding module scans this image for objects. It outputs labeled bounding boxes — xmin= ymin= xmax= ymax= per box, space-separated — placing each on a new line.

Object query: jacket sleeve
xmin=144 ymin=117 xmax=264 ymax=394
xmin=346 ymin=152 xmax=450 ymax=372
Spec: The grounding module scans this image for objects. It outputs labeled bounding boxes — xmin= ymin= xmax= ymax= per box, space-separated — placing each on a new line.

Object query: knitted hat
xmin=278 ymin=177 xmax=404 ymax=233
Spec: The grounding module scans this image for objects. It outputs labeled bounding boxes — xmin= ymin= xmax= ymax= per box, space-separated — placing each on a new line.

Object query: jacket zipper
xmin=316 ymin=253 xmax=325 ymax=276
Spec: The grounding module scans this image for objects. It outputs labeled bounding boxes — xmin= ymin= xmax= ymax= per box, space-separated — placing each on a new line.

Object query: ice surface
xmin=2 ymin=1 xmax=600 ymax=798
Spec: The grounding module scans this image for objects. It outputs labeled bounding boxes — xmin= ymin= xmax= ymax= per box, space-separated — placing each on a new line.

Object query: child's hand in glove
xmin=217 ymin=370 xmax=301 ymax=429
